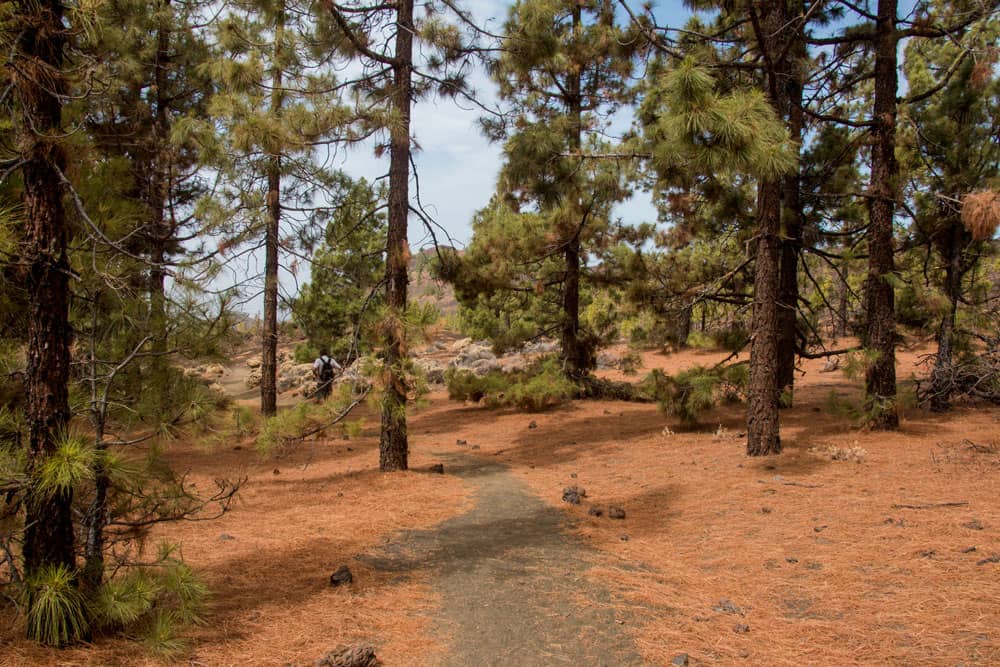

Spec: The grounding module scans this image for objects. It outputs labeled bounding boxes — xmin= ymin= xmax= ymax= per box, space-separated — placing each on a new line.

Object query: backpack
xmin=319 ymin=356 xmax=335 ymax=382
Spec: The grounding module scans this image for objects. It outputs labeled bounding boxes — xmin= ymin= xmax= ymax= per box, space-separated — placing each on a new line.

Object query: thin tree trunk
xmin=147 ymin=4 xmax=172 ymax=405
xmin=929 ymin=222 xmax=963 ymax=412
xmin=379 ymin=0 xmax=414 ymax=472
xmin=261 ymin=10 xmax=285 ymax=417
xmin=17 ymin=0 xmax=76 ymax=579
xmin=81 ymin=427 xmax=108 ymax=592
xmin=835 ymin=233 xmax=850 ymax=337
xmin=81 ymin=297 xmax=107 ymax=593
xmin=863 ymin=0 xmax=899 ymax=429
xmin=747 ymin=180 xmax=783 ymax=456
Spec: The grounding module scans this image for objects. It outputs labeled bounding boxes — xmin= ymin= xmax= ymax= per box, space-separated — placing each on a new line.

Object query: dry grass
xmin=962 ymin=189 xmax=1000 ymax=241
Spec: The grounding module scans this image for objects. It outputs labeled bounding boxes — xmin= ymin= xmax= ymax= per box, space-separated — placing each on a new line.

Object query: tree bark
xmin=776 ymin=3 xmax=806 ymax=399
xmin=559 ymin=2 xmax=589 ymax=380
xmin=747 ymin=180 xmax=783 ymax=456
xmin=863 ymin=0 xmax=899 ymax=429
xmin=148 ymin=5 xmax=172 ymax=408
xmin=261 ymin=9 xmax=285 ymax=417
xmin=379 ymin=0 xmax=414 ymax=472
xmin=17 ymin=0 xmax=76 ymax=578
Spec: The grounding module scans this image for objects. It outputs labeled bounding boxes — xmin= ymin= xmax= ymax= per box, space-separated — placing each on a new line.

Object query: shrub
xmin=445 ymin=357 xmax=576 ymax=412
xmin=644 ymin=363 xmax=748 ymax=425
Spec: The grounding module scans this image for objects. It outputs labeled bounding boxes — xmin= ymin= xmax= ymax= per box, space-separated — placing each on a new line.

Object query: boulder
xmin=523 ymin=338 xmax=559 ymax=354
xmin=246 ymin=356 xmax=262 ymax=369
xmin=245 ymin=368 xmax=262 ymax=389
xmin=205 ymin=363 xmax=226 ymax=376
xmin=449 ymin=337 xmax=472 ymax=352
xmin=467 ymin=358 xmax=500 ymax=377
xmin=415 ymin=358 xmax=447 ymax=384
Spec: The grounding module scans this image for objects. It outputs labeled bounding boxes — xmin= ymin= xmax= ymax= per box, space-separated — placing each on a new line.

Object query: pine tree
xmin=291 ymin=176 xmax=387 ymax=359
xmin=321 ymin=0 xmax=483 ymax=471
xmin=482 ymin=0 xmax=639 ymax=381
xmin=197 ymin=0 xmax=353 ymax=415
xmin=901 ymin=2 xmax=999 ymax=410
xmin=636 ymin=57 xmax=795 ymax=454
xmin=82 ymin=0 xmax=215 ymax=416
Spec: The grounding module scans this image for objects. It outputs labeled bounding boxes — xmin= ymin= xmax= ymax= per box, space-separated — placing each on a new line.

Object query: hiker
xmin=312 ymin=348 xmax=341 ymax=400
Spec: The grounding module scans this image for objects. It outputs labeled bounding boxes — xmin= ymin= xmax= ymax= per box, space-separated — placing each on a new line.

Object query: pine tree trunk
xmin=747 ymin=180 xmax=783 ymax=456
xmin=147 ymin=7 xmax=172 ymax=406
xmin=262 ymin=166 xmax=280 ymax=416
xmin=81 ymin=425 xmax=108 ymax=592
xmin=379 ymin=0 xmax=414 ymax=472
xmin=929 ymin=222 xmax=963 ymax=412
xmin=559 ymin=2 xmax=588 ymax=380
xmin=18 ymin=0 xmax=76 ymax=579
xmin=674 ymin=304 xmax=692 ymax=348
xmin=746 ymin=0 xmax=790 ymax=455
xmin=261 ymin=12 xmax=285 ymax=417
xmin=562 ymin=239 xmax=584 ymax=377
xmin=863 ymin=0 xmax=899 ymax=430
xmin=776 ymin=7 xmax=805 ymax=399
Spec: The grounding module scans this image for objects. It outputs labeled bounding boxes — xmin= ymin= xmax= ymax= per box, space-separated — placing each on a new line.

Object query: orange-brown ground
xmin=3 ymin=342 xmax=999 ymax=666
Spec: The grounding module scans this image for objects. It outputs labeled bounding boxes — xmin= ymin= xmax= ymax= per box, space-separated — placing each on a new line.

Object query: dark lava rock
xmin=588 ymin=506 xmax=604 ymax=517
xmin=961 ymin=546 xmax=977 ymax=553
xmin=977 ymin=553 xmax=1000 ymax=566
xmin=315 ymin=644 xmax=378 ymax=667
xmin=218 ymin=533 xmax=236 ymax=541
xmin=528 ymin=421 xmax=538 ymax=429
xmin=608 ymin=506 xmax=626 ymax=520
xmin=733 ymin=623 xmax=750 ymax=633
xmin=429 ymin=463 xmax=444 ymax=474
xmin=963 ymin=519 xmax=985 ymax=530
xmin=671 ymin=654 xmax=689 ymax=666
xmin=456 ymin=439 xmax=467 ymax=445
xmin=329 ymin=565 xmax=353 ymax=587
xmin=620 ymin=535 xmax=629 ymax=541
xmin=814 ymin=525 xmax=827 ymax=533
xmin=562 ymin=486 xmax=586 ymax=504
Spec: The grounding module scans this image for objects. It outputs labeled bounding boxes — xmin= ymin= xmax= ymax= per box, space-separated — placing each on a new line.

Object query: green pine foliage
xmin=644 ymin=364 xmax=748 ymax=426
xmin=22 ymin=565 xmax=89 ymax=647
xmin=445 ymin=358 xmax=577 ymax=412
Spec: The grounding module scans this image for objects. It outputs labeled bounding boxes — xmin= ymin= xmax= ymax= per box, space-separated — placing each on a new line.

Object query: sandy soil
xmin=2 ymin=341 xmax=999 ymax=666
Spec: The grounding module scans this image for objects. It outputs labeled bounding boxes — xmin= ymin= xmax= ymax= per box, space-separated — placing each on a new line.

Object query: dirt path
xmin=361 ymin=452 xmax=644 ymax=666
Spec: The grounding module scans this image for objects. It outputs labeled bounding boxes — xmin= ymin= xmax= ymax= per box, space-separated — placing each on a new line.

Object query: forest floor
xmin=3 ymin=340 xmax=1000 ymax=666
